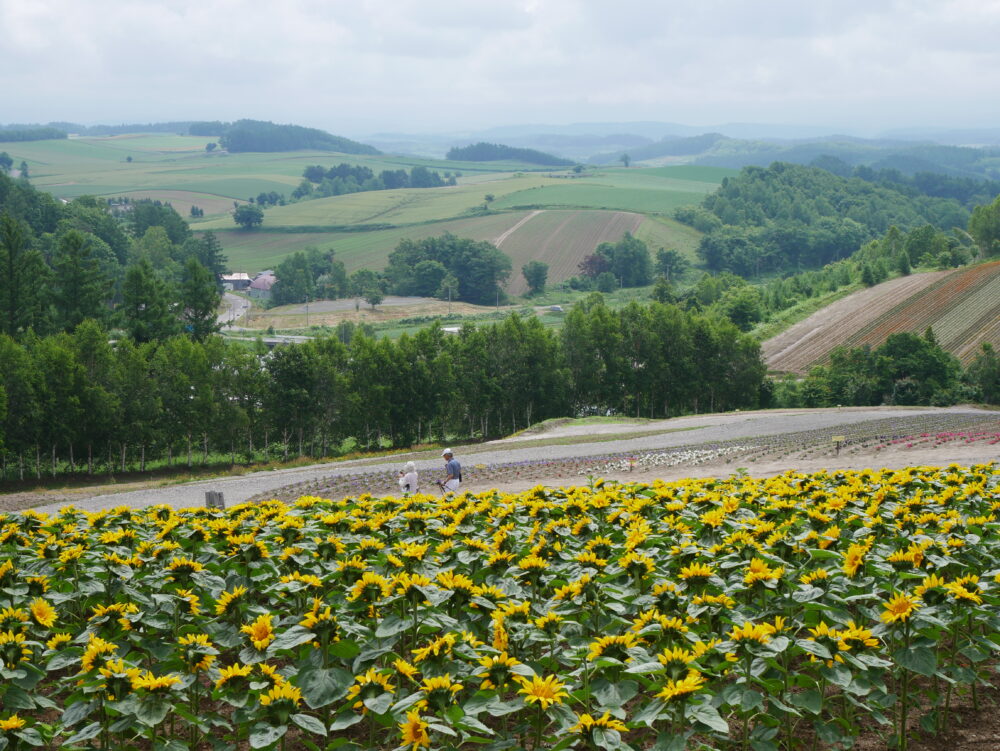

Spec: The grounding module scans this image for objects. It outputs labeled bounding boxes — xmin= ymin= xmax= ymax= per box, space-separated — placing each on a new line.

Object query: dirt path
xmin=493 ymin=210 xmax=542 ymax=247
xmin=5 ymin=406 xmax=997 ymax=516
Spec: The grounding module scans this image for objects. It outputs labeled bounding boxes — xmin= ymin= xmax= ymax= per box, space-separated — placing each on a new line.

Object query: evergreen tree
xmin=51 ymin=230 xmax=110 ymax=331
xmin=120 ymin=258 xmax=179 ymax=343
xmin=861 ymin=264 xmax=876 ymax=286
xmin=180 ymin=257 xmax=221 ymax=341
xmin=182 ymin=231 xmax=227 ymax=279
xmin=0 ymin=213 xmax=50 ymax=336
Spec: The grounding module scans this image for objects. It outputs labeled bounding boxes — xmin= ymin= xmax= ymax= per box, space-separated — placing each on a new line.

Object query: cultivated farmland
xmin=213 ymin=210 xmax=700 ymax=288
xmin=6 ymin=134 xmax=727 ymax=291
xmin=764 ymin=262 xmax=1000 ymax=373
xmin=499 ymin=210 xmax=641 ymax=294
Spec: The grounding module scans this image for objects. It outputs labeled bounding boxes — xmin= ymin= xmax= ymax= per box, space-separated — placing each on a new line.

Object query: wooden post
xmin=205 ymin=491 xmax=226 ymax=510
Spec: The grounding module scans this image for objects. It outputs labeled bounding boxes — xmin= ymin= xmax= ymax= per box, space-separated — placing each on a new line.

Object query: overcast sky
xmin=2 ymin=0 xmax=998 ymax=137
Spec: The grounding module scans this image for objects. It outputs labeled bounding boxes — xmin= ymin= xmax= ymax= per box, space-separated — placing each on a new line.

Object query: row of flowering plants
xmin=0 ymin=463 xmax=999 ymax=750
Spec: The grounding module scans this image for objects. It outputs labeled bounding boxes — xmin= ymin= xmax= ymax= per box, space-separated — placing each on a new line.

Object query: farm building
xmin=248 ymin=271 xmax=276 ymax=300
xmin=220 ymin=272 xmax=251 ymax=291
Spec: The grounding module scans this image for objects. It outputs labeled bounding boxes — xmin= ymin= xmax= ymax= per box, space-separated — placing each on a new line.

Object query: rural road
xmin=218 ymin=292 xmax=252 ymax=327
xmin=24 ymin=406 xmax=997 ymax=515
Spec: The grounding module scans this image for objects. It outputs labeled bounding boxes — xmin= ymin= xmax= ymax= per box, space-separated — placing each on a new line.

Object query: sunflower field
xmin=0 ymin=464 xmax=999 ymax=751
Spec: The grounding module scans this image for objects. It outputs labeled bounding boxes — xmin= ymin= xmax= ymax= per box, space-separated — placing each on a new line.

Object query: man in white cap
xmin=439 ymin=448 xmax=462 ymax=493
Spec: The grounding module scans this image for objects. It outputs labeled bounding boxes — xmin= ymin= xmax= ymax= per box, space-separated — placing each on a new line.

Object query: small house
xmin=248 ymin=271 xmax=276 ymax=300
xmin=220 ymin=272 xmax=251 ymax=291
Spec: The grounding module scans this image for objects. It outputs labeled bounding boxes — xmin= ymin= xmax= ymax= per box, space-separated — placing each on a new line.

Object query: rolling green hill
xmin=2 ymin=133 xmax=728 ymax=286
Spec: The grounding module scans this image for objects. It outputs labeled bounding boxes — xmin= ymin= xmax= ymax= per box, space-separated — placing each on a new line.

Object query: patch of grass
xmin=491 ymin=183 xmax=708 ymax=214
xmin=640 ymin=165 xmax=738 ymax=182
xmin=752 ymin=283 xmax=864 ymax=342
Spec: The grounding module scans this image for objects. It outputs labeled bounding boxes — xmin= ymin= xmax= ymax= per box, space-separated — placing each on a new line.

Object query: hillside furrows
xmin=764 ymin=262 xmax=1000 ymax=374
xmin=841 ymin=261 xmax=1000 ymax=353
xmin=763 ymin=272 xmax=948 ymax=373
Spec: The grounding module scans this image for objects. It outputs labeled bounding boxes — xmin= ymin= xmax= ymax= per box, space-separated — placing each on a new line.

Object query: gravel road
xmin=21 ymin=406 xmax=996 ymax=515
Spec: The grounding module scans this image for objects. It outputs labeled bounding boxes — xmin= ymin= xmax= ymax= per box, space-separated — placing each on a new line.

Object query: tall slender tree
xmin=180 ymin=257 xmax=221 ymax=341
xmin=0 ymin=213 xmax=50 ymax=336
xmin=120 ymin=258 xmax=179 ymax=343
xmin=51 ymin=230 xmax=110 ymax=331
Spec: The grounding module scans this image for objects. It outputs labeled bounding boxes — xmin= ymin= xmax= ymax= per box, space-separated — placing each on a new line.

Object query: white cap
xmin=442 ymin=448 xmax=453 ymax=457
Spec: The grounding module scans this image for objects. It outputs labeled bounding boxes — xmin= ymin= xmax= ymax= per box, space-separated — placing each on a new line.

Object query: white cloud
xmin=0 ymin=0 xmax=998 ymax=132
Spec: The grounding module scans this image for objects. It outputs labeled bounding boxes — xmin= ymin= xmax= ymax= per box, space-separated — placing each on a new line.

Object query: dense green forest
xmin=0 ymin=299 xmax=767 ymax=481
xmin=814 ymin=159 xmax=1000 ymax=207
xmin=383 ymin=234 xmax=513 ymax=304
xmin=0 ymin=169 xmax=225 ymax=339
xmin=217 ymin=119 xmax=379 ymax=154
xmin=675 ymin=163 xmax=969 ymax=276
xmin=446 ymin=142 xmax=574 ymax=166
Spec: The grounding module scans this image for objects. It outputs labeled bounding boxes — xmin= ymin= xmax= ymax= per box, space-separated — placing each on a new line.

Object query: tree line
xmin=0 ymin=126 xmax=67 ymax=142
xmin=679 ymin=222 xmax=976 ymax=333
xmin=294 ymin=163 xmax=457 ymax=200
xmin=446 ymin=142 xmax=574 ymax=167
xmin=0 ymin=298 xmax=767 ymax=482
xmin=813 ymin=157 xmax=1000 ymax=209
xmin=774 ymin=332 xmax=1000 ymax=409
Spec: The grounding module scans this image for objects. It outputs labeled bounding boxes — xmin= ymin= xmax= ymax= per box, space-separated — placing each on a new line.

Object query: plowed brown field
xmin=764 ymin=260 xmax=1000 ymax=374
xmin=495 ymin=209 xmax=643 ymax=294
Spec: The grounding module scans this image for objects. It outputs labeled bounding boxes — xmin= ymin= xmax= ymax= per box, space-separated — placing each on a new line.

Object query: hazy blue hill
xmin=879 ymin=127 xmax=1000 ymax=146
xmin=217 ymin=119 xmax=379 ymax=154
xmin=689 ymin=137 xmax=1000 ymax=182
xmin=445 ymin=141 xmax=574 ymax=166
xmin=592 ymin=133 xmax=731 ymax=164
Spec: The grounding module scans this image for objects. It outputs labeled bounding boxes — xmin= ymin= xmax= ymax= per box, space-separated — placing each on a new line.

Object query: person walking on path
xmin=438 ymin=448 xmax=462 ymax=494
xmin=397 ymin=461 xmax=419 ymax=494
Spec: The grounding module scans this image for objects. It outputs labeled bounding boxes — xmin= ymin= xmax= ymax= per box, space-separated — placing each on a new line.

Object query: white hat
xmin=404 ymin=461 xmax=416 ymax=472
xmin=442 ymin=448 xmax=453 ymax=456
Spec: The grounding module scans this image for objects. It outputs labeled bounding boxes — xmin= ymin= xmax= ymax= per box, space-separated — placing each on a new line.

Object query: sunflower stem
xmin=899 ymin=621 xmax=910 ymax=751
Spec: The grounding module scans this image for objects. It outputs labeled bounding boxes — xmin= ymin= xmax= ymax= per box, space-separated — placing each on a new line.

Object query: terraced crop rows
xmin=840 ymin=261 xmax=1000 ymax=361
xmin=763 ymin=273 xmax=949 ymax=374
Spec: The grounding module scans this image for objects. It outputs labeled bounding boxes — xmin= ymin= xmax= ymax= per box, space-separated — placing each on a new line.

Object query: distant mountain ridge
xmin=362 ymin=122 xmax=1000 ymax=182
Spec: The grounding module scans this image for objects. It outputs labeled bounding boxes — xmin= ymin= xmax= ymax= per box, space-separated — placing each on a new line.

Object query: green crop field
xmin=490 ymin=167 xmax=722 ymax=215
xmin=3 ymin=134 xmax=556 ymax=206
xmin=191 ymin=175 xmax=547 ymax=230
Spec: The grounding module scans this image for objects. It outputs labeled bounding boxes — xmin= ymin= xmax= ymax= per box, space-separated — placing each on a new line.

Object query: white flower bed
xmin=583 ymin=445 xmax=754 ymax=474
